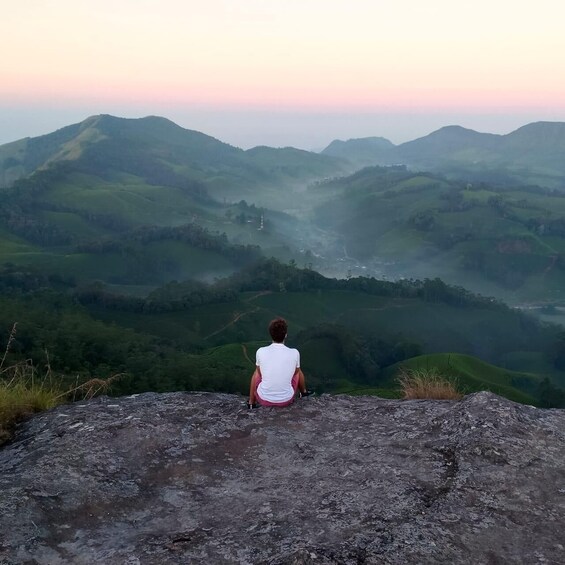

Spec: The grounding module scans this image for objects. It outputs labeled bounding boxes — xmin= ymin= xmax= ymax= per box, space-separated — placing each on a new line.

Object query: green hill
xmin=399 ymin=122 xmax=565 ymax=188
xmin=311 ymin=166 xmax=565 ymax=301
xmin=78 ymin=259 xmax=562 ymax=394
xmin=0 ymin=115 xmax=345 ymax=201
xmin=0 ymin=116 xmax=347 ymax=287
xmin=2 ymin=260 xmax=564 ymax=406
xmin=4 ymin=116 xmax=565 ymax=301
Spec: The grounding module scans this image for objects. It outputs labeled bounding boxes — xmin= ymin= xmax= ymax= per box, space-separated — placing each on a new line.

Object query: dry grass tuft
xmin=0 ymin=323 xmax=124 ymax=445
xmin=397 ymin=367 xmax=463 ymax=400
xmin=0 ymin=360 xmax=62 ymax=444
xmin=0 ymin=322 xmax=17 ymax=371
xmin=64 ymin=373 xmax=125 ymax=401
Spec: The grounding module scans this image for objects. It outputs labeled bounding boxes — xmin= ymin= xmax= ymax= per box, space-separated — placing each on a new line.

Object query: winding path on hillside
xmin=240 ymin=343 xmax=255 ymax=366
xmin=543 ymin=254 xmax=559 ymax=277
xmin=203 ymin=291 xmax=273 ymax=340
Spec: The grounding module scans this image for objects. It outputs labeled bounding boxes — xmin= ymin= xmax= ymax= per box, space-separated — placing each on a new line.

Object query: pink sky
xmin=1 ymin=0 xmax=565 ymax=147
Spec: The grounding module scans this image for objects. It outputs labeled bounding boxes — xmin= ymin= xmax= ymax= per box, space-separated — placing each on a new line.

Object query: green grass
xmin=0 ymin=240 xmax=237 ymax=285
xmin=173 ymin=341 xmax=263 ymax=394
xmin=39 ymin=210 xmax=114 ymax=239
xmin=0 ymin=228 xmax=38 ymax=256
xmin=368 ymin=226 xmax=433 ymax=256
xmin=89 ymin=300 xmax=249 ymax=344
xmin=43 ymin=171 xmax=237 ymax=229
xmin=394 ymin=176 xmax=449 ymax=191
xmin=0 ymin=240 xmax=37 ymax=257
xmin=331 ymin=378 xmax=402 ymax=398
xmin=460 ymin=189 xmax=497 ymax=203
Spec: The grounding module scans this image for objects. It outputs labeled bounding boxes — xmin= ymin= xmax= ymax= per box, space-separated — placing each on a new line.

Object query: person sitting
xmin=247 ymin=317 xmax=311 ymax=408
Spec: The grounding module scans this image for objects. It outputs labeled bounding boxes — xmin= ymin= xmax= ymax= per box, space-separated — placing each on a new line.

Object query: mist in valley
xmin=2 ymin=0 xmax=565 ymax=407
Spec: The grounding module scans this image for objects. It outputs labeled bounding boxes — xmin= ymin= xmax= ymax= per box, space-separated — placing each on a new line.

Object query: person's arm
xmin=248 ymin=367 xmax=261 ymax=405
xmin=294 ymin=350 xmax=311 ymax=396
xmin=294 ymin=367 xmax=307 ymax=395
xmin=297 ymin=350 xmax=305 ymax=393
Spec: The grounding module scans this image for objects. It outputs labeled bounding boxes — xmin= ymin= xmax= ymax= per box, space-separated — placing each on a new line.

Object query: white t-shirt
xmin=256 ymin=343 xmax=300 ymax=403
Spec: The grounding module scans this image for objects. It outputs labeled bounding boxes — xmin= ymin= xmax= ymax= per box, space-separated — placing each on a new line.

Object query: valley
xmin=1 ymin=115 xmax=565 ymax=407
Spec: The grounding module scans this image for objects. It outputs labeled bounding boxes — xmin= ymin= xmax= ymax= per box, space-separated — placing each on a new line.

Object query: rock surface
xmin=0 ymin=392 xmax=564 ymax=564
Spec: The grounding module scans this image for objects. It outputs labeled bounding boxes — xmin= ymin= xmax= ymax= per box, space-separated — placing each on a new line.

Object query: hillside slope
xmin=382 ymin=353 xmax=542 ymax=404
xmin=4 ymin=260 xmax=562 ymax=401
xmin=0 ymin=115 xmax=346 ymax=199
xmin=79 ymin=259 xmax=561 ymax=397
xmin=311 ymin=166 xmax=565 ymax=300
xmin=0 ymin=116 xmax=345 ymax=285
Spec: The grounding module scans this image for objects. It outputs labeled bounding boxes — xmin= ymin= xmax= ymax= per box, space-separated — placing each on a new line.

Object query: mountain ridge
xmin=0 ymin=114 xmax=346 ymax=191
xmin=321 ymin=121 xmax=565 ymax=187
xmin=4 ymin=116 xmax=565 ymax=191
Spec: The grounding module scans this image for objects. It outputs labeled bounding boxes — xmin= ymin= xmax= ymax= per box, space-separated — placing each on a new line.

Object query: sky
xmin=1 ymin=0 xmax=565 ymax=149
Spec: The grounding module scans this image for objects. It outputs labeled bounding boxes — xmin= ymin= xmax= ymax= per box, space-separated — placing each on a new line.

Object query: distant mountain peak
xmin=323 ymin=136 xmax=395 ymax=150
xmin=434 ymin=124 xmax=473 ymax=133
xmin=320 ymin=136 xmax=395 ymax=169
xmin=512 ymin=120 xmax=565 ymax=131
xmin=506 ymin=121 xmax=565 ymax=139
xmin=417 ymin=124 xmax=500 ymax=141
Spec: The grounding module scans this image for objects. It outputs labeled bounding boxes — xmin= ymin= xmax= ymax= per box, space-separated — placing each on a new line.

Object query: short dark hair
xmin=269 ymin=318 xmax=288 ymax=343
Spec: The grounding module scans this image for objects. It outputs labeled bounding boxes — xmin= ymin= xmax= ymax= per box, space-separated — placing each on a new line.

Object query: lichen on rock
xmin=0 ymin=391 xmax=564 ymax=564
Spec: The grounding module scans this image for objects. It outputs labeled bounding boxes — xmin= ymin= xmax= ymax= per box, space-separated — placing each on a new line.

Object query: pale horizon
xmin=3 ymin=107 xmax=565 ymax=151
xmin=2 ymin=0 xmax=565 ymax=149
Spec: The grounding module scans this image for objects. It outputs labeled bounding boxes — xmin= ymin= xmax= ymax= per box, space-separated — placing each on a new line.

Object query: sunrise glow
xmin=2 ymin=0 xmax=565 ymax=146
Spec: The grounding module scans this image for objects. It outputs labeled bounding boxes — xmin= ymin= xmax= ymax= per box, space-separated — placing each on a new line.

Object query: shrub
xmin=397 ymin=367 xmax=463 ymax=400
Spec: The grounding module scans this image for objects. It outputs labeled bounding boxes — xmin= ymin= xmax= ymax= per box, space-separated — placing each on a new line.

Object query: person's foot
xmin=299 ymin=389 xmax=314 ymax=398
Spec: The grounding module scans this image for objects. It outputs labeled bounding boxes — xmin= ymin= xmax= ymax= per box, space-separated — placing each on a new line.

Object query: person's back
xmin=256 ymin=342 xmax=300 ymax=404
xmin=247 ymin=317 xmax=310 ymax=408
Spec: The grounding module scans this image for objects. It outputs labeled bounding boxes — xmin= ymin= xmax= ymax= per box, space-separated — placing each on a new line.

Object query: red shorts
xmin=256 ymin=371 xmax=299 ymax=407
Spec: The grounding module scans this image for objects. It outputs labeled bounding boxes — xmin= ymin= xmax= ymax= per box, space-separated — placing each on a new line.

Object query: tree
xmin=549 ymin=332 xmax=565 ymax=371
xmin=538 ymin=378 xmax=565 ymax=408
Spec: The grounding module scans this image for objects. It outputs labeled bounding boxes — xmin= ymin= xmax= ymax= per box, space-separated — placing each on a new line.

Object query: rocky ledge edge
xmin=0 ymin=391 xmax=564 ymax=564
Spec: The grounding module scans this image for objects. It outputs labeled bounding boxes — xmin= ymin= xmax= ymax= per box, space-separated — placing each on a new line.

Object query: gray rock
xmin=0 ymin=391 xmax=564 ymax=564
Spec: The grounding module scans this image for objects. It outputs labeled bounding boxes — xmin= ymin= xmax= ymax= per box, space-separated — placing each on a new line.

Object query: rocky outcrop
xmin=1 ymin=392 xmax=564 ymax=564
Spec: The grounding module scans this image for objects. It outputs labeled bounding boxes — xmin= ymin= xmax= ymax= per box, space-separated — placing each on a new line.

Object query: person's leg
xmin=295 ymin=368 xmax=314 ymax=397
